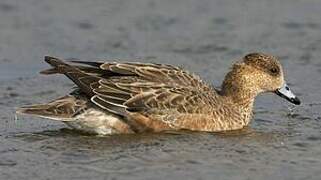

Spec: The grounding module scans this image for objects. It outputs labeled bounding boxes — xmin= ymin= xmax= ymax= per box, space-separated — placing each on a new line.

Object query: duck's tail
xmin=16 ymin=95 xmax=89 ymax=121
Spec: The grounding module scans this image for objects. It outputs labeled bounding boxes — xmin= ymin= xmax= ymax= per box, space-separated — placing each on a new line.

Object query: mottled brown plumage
xmin=16 ymin=53 xmax=300 ymax=135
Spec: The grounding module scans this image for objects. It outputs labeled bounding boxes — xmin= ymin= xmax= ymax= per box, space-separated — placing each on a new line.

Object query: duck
xmin=16 ymin=53 xmax=301 ymax=135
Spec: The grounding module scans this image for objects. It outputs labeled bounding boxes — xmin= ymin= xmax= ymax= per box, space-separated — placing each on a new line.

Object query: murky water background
xmin=1 ymin=0 xmax=321 ymax=179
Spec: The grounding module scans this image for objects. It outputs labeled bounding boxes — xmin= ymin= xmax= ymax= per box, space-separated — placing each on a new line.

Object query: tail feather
xmin=16 ymin=105 xmax=72 ymax=121
xmin=16 ymin=95 xmax=89 ymax=121
xmin=39 ymin=68 xmax=59 ymax=75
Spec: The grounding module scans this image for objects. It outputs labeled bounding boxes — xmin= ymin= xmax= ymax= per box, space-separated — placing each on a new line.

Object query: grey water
xmin=0 ymin=0 xmax=321 ymax=179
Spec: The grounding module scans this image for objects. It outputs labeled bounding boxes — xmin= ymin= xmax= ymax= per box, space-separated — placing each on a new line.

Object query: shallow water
xmin=1 ymin=0 xmax=321 ymax=179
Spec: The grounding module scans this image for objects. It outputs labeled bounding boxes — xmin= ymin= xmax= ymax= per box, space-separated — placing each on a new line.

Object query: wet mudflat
xmin=0 ymin=0 xmax=321 ymax=179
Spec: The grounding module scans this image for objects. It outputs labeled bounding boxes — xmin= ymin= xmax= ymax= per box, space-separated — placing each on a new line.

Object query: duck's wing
xmin=92 ymin=79 xmax=222 ymax=130
xmin=94 ymin=78 xmax=219 ymax=112
xmin=68 ymin=60 xmax=214 ymax=91
xmin=39 ymin=57 xmax=218 ymax=121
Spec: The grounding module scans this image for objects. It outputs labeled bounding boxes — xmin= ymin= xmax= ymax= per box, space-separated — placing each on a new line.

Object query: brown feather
xmin=16 ymin=95 xmax=89 ymax=121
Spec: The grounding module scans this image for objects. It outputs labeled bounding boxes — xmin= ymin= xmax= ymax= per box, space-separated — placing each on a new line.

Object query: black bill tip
xmin=291 ymin=96 xmax=301 ymax=105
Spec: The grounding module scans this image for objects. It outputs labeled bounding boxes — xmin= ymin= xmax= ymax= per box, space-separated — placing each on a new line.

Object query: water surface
xmin=1 ymin=0 xmax=321 ymax=179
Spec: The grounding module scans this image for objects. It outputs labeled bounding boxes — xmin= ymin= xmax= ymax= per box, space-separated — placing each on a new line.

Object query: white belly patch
xmin=64 ymin=108 xmax=124 ymax=135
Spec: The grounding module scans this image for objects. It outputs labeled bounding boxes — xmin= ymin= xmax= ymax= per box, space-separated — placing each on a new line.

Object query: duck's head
xmin=222 ymin=52 xmax=300 ymax=105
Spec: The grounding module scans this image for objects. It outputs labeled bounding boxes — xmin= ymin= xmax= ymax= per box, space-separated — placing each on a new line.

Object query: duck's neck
xmin=220 ymin=69 xmax=260 ymax=126
xmin=219 ymin=89 xmax=256 ymax=128
xmin=220 ymin=65 xmax=260 ymax=107
xmin=221 ymin=87 xmax=257 ymax=108
xmin=222 ymin=86 xmax=258 ymax=106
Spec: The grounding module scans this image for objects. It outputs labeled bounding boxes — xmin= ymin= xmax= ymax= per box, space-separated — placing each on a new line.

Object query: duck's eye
xmin=270 ymin=67 xmax=279 ymax=75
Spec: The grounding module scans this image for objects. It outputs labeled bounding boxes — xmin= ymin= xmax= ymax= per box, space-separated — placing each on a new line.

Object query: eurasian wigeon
xmin=17 ymin=53 xmax=301 ymax=135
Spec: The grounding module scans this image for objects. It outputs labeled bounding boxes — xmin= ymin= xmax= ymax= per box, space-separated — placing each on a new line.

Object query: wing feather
xmin=42 ymin=57 xmax=218 ymax=124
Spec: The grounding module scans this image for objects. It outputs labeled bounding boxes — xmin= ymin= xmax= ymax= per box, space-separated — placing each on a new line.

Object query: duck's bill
xmin=275 ymin=83 xmax=301 ymax=105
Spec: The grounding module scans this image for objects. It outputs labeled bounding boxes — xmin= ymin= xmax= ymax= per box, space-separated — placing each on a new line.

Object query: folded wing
xmin=42 ymin=56 xmax=218 ymax=121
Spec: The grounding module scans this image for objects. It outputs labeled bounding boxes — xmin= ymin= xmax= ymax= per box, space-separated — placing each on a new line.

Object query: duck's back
xmin=17 ymin=57 xmax=223 ymax=134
